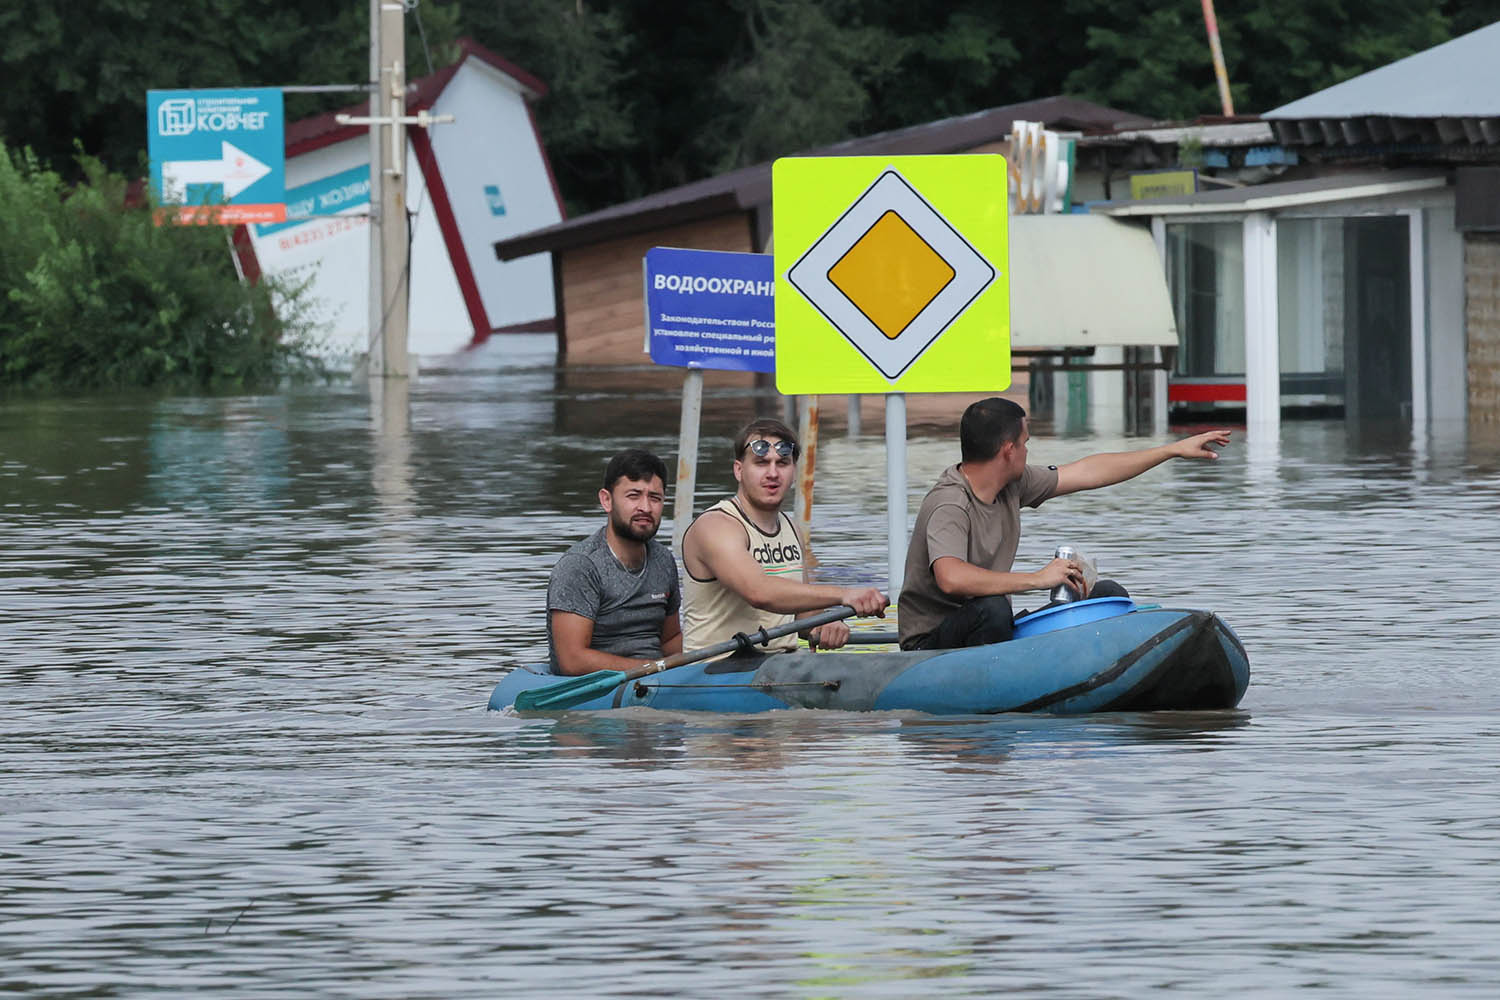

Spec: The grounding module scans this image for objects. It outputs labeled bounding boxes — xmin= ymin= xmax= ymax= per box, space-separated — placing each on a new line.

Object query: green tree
xmin=1062 ymin=0 xmax=1500 ymax=119
xmin=861 ymin=0 xmax=1029 ymax=129
xmin=693 ymin=0 xmax=902 ymax=171
xmin=0 ymin=145 xmax=322 ymax=391
xmin=0 ymin=1 xmax=454 ymax=181
xmin=4 ymin=0 xmax=1500 ymax=217
xmin=461 ymin=0 xmax=639 ymax=214
xmin=1062 ymin=1 xmax=1237 ymax=120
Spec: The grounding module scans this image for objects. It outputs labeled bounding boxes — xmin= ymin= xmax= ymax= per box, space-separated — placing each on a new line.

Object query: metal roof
xmin=493 ymin=96 xmax=1152 ymax=260
xmin=1091 ymin=169 xmax=1448 ymax=216
xmin=1083 ymin=120 xmax=1273 ymax=148
xmin=1264 ymin=21 xmax=1500 ymax=147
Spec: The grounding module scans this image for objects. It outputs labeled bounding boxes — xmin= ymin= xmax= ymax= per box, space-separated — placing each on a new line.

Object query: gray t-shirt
xmin=898 ymin=463 xmax=1060 ymax=648
xmin=546 ymin=526 xmax=681 ymax=673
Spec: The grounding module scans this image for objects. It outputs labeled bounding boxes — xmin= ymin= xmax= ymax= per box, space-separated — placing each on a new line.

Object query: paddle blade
xmin=512 ymin=669 xmax=628 ymax=712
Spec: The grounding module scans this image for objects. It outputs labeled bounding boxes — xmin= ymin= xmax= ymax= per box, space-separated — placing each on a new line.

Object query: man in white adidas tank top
xmin=680 ymin=418 xmax=887 ymax=653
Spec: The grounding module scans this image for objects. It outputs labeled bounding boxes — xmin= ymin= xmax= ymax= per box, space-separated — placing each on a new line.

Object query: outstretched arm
xmin=1054 ymin=429 xmax=1231 ymax=496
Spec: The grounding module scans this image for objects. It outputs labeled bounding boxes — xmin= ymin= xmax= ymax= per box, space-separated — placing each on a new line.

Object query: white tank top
xmin=681 ymin=498 xmax=804 ymax=655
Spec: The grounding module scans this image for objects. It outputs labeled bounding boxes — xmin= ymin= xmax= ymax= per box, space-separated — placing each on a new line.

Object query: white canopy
xmin=1008 ymin=214 xmax=1178 ymax=348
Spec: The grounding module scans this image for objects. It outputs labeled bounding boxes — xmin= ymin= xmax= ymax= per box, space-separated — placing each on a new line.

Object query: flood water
xmin=5 ymin=353 xmax=1500 ymax=996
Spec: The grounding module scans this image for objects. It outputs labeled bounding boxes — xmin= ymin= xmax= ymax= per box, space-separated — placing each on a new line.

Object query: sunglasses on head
xmin=745 ymin=438 xmax=797 ymax=460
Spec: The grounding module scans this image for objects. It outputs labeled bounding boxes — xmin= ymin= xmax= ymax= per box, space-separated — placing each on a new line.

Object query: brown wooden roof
xmin=493 ymin=96 xmax=1152 ymax=260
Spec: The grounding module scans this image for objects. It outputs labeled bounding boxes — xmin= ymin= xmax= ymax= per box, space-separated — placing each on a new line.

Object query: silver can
xmin=1050 ymin=545 xmax=1081 ymax=604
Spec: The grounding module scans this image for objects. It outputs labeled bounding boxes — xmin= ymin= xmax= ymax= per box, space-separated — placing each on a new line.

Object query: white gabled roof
xmin=1266 ymin=21 xmax=1500 ymax=119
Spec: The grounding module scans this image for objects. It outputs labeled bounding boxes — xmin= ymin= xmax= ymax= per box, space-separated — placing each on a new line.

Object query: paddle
xmin=845 ymin=630 xmax=900 ymax=645
xmin=512 ymin=605 xmax=858 ymax=712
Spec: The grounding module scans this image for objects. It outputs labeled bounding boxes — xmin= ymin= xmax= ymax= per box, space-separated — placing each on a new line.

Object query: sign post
xmin=885 ymin=393 xmax=907 ymax=594
xmin=772 ymin=154 xmax=1011 ymax=598
xmin=643 ymin=247 xmax=776 ymax=553
xmin=147 ymin=88 xmax=286 ymax=225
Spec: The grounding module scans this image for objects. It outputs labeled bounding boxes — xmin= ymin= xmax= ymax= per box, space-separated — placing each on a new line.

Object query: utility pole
xmin=373 ymin=0 xmax=408 ymax=378
xmin=337 ymin=1 xmax=452 ymax=379
xmin=1200 ymin=0 xmax=1236 ymax=117
xmin=364 ymin=0 xmax=408 ymax=378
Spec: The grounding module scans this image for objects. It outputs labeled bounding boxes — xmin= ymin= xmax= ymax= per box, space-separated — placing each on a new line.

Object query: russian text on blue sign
xmin=147 ymin=88 xmax=285 ymax=212
xmin=255 ymin=165 xmax=371 ymax=237
xmin=644 ymin=247 xmax=775 ymax=373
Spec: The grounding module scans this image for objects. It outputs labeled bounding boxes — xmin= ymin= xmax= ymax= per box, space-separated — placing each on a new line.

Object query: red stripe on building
xmin=527 ymin=102 xmax=567 ymax=221
xmin=230 ymin=224 xmax=262 ymax=284
xmin=410 ymin=128 xmax=492 ymax=343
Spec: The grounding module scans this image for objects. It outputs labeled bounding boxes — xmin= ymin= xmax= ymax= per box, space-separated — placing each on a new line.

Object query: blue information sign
xmin=147 ymin=87 xmax=286 ymax=224
xmin=255 ymin=165 xmax=370 ymax=237
xmin=645 ymin=247 xmax=775 ymax=373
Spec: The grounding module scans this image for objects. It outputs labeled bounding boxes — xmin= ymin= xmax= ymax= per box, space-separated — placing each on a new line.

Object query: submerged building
xmin=1095 ymin=20 xmax=1500 ymax=430
xmin=234 ymin=39 xmax=564 ymax=362
xmin=487 ymin=21 xmax=1500 ymax=431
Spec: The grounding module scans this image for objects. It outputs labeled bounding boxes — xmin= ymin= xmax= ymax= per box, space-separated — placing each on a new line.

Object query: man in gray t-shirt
xmin=547 ymin=450 xmax=682 ymax=675
xmin=899 ymin=398 xmax=1231 ymax=650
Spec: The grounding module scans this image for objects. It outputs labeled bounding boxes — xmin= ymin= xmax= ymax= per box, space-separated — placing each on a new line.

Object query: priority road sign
xmin=147 ymin=88 xmax=286 ymax=225
xmin=773 ymin=155 xmax=1010 ymax=394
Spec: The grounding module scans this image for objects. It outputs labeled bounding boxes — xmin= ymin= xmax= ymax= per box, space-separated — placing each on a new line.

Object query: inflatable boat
xmin=488 ymin=601 xmax=1249 ymax=716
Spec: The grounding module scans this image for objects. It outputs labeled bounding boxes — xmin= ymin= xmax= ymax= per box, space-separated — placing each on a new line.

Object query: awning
xmin=1089 ymin=170 xmax=1447 ymax=217
xmin=1009 ymin=214 xmax=1178 ymax=348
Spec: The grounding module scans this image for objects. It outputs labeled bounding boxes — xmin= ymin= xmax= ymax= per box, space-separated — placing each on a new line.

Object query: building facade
xmin=234 ymin=39 xmax=565 ymax=362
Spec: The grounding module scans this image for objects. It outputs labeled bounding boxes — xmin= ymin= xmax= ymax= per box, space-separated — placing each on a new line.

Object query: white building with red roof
xmin=233 ymin=39 xmax=564 ymax=361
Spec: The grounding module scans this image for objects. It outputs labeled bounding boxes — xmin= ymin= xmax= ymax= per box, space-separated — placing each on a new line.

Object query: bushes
xmin=0 ymin=144 xmax=325 ymax=392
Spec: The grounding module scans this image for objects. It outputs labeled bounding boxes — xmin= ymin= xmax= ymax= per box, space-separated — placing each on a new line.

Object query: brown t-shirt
xmin=898 ymin=463 xmax=1060 ymax=648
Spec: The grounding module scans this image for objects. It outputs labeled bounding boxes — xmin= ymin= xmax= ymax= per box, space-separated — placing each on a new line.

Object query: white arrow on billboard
xmin=160 ymin=141 xmax=272 ymax=201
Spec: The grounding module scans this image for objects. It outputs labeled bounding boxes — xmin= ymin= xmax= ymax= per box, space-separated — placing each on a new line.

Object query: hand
xmin=808 ymin=621 xmax=851 ymax=650
xmin=1035 ymin=557 xmax=1086 ymax=596
xmin=1170 ymin=429 xmax=1231 ymax=460
xmin=839 ymin=588 xmax=889 ymax=617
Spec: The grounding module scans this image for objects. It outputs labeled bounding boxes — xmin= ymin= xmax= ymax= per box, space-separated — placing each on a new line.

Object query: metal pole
xmin=886 ymin=393 xmax=907 ymax=598
xmin=795 ymin=395 xmax=819 ymax=565
xmin=1405 ymin=208 xmax=1428 ymax=431
xmin=672 ymin=369 xmax=704 ymax=555
xmin=377 ymin=0 xmax=409 ymax=378
xmin=280 ymin=84 xmax=377 ymax=94
xmin=847 ymin=394 xmax=862 ymax=437
xmin=366 ymin=0 xmax=383 ymax=375
xmin=1200 ymin=0 xmax=1236 ymax=116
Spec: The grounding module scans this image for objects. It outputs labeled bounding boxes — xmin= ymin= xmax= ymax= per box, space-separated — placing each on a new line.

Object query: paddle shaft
xmin=616 ymin=604 xmax=857 ymax=682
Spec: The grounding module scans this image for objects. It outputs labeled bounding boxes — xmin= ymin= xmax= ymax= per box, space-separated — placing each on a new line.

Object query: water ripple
xmin=4 ymin=380 xmax=1500 ymax=994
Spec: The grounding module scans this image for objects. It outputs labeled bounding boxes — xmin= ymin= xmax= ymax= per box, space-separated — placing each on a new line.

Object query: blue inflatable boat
xmin=488 ymin=601 xmax=1249 ymax=716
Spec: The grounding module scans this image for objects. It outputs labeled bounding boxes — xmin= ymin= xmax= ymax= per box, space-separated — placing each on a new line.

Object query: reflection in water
xmin=370 ymin=376 xmax=414 ymax=524
xmin=1244 ymin=425 xmax=1281 ymax=500
xmin=5 ymin=373 xmax=1500 ymax=995
xmin=529 ymin=709 xmax=1255 ymax=774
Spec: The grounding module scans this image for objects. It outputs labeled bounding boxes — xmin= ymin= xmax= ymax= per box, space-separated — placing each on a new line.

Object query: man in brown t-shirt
xmin=898 ymin=398 xmax=1230 ymax=650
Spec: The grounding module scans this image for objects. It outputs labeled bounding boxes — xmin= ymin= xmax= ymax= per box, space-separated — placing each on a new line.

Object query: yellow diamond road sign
xmin=774 ymin=155 xmax=1009 ymax=394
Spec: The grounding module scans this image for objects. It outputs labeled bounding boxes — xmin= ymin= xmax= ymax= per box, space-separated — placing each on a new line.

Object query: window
xmin=1276 ymin=219 xmax=1344 ymax=399
xmin=1165 ymin=223 xmax=1244 ymax=377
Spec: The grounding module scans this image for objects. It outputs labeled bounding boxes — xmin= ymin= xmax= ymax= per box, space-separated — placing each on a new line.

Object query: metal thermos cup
xmin=1050 ymin=545 xmax=1081 ymax=604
